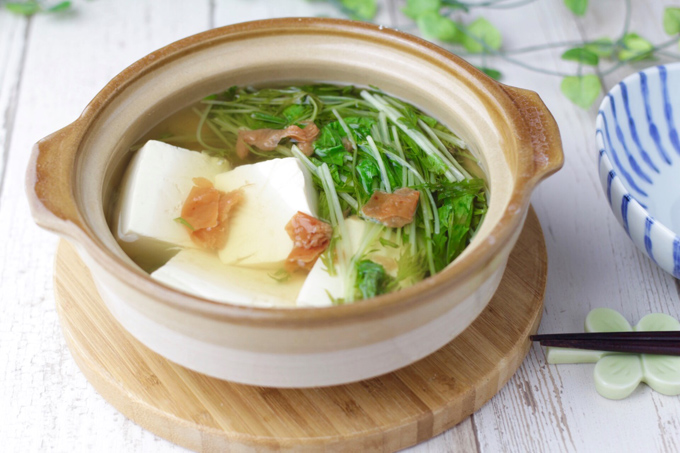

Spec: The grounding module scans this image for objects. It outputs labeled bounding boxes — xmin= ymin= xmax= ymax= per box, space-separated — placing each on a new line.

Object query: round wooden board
xmin=54 ymin=208 xmax=547 ymax=453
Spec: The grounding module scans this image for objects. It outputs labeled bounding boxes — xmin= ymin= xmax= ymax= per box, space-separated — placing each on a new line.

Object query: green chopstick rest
xmin=546 ymin=308 xmax=680 ymax=400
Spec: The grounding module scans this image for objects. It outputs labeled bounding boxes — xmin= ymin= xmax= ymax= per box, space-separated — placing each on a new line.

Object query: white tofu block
xmin=296 ymin=217 xmax=367 ymax=307
xmin=215 ymin=157 xmax=317 ymax=269
xmin=151 ymin=249 xmax=304 ymax=307
xmin=117 ymin=140 xmax=230 ymax=250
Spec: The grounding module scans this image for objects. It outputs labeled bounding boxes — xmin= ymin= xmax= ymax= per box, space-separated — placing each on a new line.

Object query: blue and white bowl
xmin=597 ymin=63 xmax=680 ymax=278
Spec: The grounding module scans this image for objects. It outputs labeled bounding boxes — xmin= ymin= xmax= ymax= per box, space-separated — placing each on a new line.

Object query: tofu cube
xmin=150 ymin=249 xmax=302 ymax=307
xmin=116 ymin=140 xmax=230 ymax=251
xmin=296 ymin=217 xmax=367 ymax=307
xmin=214 ymin=157 xmax=317 ymax=269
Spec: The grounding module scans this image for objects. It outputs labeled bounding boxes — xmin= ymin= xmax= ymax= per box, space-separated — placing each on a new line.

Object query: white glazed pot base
xmin=92 ymin=259 xmax=505 ymax=388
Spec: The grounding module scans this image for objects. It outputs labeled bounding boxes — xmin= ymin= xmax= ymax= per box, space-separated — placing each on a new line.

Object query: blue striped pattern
xmin=621 ymin=194 xmax=631 ymax=236
xmin=660 ymin=66 xmax=680 ymax=155
xmin=640 ymin=72 xmax=672 ymax=165
xmin=597 ymin=64 xmax=680 ymax=280
xmin=599 ymin=112 xmax=648 ymax=197
xmin=620 ymin=82 xmax=659 ymax=173
xmin=606 ymin=170 xmax=614 ymax=206
xmin=644 ymin=217 xmax=655 ymax=263
xmin=609 ymin=93 xmax=653 ymax=184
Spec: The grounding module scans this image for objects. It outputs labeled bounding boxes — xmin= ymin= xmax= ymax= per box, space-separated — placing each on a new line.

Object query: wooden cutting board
xmin=54 ymin=208 xmax=547 ymax=452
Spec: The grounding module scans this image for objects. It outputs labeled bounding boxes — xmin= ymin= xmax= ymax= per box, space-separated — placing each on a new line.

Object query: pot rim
xmin=28 ymin=17 xmax=563 ymax=326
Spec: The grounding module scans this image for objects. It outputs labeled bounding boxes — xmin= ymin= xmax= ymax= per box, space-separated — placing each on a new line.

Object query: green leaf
xmin=47 ymin=1 xmax=71 ymax=12
xmin=440 ymin=0 xmax=469 ymax=12
xmin=316 ymin=144 xmax=348 ymax=166
xmin=584 ymin=38 xmax=615 ymax=58
xmin=355 ymin=260 xmax=392 ymax=299
xmin=563 ymin=0 xmax=587 ymax=16
xmin=561 ymin=47 xmax=599 ymax=66
xmin=432 ymin=193 xmax=475 ymax=271
xmin=282 ymin=104 xmax=309 ymax=124
xmin=339 ymin=0 xmax=377 ymax=20
xmin=477 ymin=66 xmax=502 ymax=80
xmin=402 ymin=0 xmax=441 ymax=19
xmin=5 ymin=1 xmax=42 ymax=15
xmin=560 ymin=75 xmax=602 ymax=109
xmin=421 ymin=178 xmax=485 ymax=200
xmin=462 ymin=18 xmax=502 ymax=53
xmin=344 ymin=116 xmax=376 ymax=140
xmin=663 ymin=7 xmax=680 ymax=35
xmin=416 ymin=11 xmax=462 ymax=43
xmin=618 ymin=33 xmax=654 ymax=61
xmin=356 ymin=157 xmax=380 ymax=193
xmin=395 ymin=248 xmax=427 ymax=287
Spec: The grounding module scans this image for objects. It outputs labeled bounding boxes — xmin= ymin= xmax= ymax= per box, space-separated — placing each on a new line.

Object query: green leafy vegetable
xmin=355 ymin=260 xmax=393 ymax=299
xmin=462 ymin=18 xmax=502 ymax=53
xmin=355 ymin=157 xmax=380 ymax=193
xmin=560 ymin=75 xmax=601 ymax=109
xmin=563 ymin=0 xmax=587 ymax=16
xmin=395 ymin=248 xmax=428 ymax=287
xmin=282 ymin=104 xmax=310 ymax=123
xmin=433 ymin=193 xmax=475 ymax=271
xmin=561 ymin=47 xmax=599 ymax=66
xmin=379 ymin=237 xmax=399 ymax=248
xmin=190 ymin=84 xmax=486 ymax=302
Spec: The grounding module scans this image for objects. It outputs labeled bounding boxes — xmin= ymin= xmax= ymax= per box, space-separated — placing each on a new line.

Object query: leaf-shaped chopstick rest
xmin=543 ymin=308 xmax=680 ymax=400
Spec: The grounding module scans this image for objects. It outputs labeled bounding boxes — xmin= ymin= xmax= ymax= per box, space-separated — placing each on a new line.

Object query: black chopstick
xmin=531 ymin=331 xmax=680 ymax=342
xmin=531 ymin=331 xmax=680 ymax=356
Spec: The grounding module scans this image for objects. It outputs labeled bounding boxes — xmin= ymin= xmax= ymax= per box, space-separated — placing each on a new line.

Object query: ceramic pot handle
xmin=501 ymin=85 xmax=564 ymax=183
xmin=26 ymin=122 xmax=84 ymax=235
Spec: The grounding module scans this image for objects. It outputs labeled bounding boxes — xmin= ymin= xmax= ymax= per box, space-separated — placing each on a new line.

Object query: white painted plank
xmin=0 ymin=1 xmax=209 ymax=452
xmin=0 ymin=11 xmax=28 ymax=197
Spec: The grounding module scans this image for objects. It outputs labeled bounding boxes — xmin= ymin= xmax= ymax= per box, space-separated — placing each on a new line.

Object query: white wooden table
xmin=1 ymin=0 xmax=679 ymax=451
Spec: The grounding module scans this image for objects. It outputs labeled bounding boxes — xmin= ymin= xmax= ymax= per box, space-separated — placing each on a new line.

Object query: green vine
xmin=324 ymin=0 xmax=680 ymax=108
xmin=6 ymin=0 xmax=679 ymax=108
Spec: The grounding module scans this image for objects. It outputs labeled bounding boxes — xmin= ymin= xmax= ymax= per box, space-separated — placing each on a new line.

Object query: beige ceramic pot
xmin=27 ymin=18 xmax=563 ymax=388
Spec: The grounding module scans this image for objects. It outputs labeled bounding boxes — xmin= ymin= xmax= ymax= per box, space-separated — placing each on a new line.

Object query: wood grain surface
xmin=3 ymin=1 xmax=680 ymax=452
xmin=54 ymin=209 xmax=546 ymax=453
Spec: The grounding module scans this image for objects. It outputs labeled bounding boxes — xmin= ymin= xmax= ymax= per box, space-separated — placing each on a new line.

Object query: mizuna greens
xmin=163 ymin=84 xmax=488 ymax=304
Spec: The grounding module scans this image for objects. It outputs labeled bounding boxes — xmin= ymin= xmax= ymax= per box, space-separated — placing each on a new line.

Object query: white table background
xmin=1 ymin=0 xmax=679 ymax=451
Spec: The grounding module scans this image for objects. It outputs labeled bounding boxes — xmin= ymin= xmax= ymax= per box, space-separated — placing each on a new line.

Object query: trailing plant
xmin=321 ymin=0 xmax=680 ymax=109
